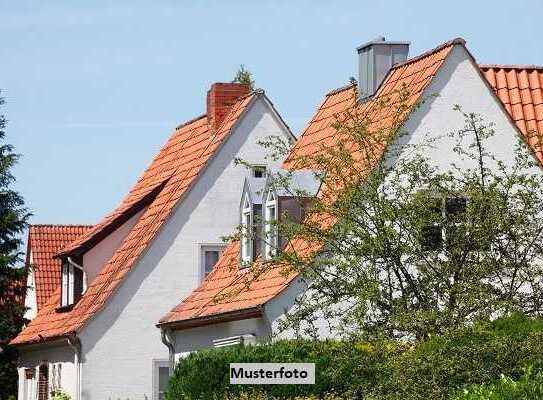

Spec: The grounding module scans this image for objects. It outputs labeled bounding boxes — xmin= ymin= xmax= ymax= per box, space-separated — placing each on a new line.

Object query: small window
xmin=241 ymin=194 xmax=252 ymax=263
xmin=264 ymin=190 xmax=278 ymax=259
xmin=153 ymin=360 xmax=170 ymax=400
xmin=421 ymin=195 xmax=470 ymax=251
xmin=252 ymin=166 xmax=266 ymax=178
xmin=200 ymin=244 xmax=226 ymax=279
xmin=60 ymin=257 xmax=84 ymax=308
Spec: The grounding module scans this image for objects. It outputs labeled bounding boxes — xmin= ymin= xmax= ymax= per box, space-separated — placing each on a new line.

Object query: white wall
xmin=399 ymin=44 xmax=530 ymax=173
xmin=17 ymin=343 xmax=76 ymax=400
xmin=172 ymin=318 xmax=270 ymax=358
xmin=83 ymin=208 xmax=145 ymax=285
xmin=24 ymin=251 xmax=37 ymax=321
xmin=77 ymin=96 xmax=292 ymax=400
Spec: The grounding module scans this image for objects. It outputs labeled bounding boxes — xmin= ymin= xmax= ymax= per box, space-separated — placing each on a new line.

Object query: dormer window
xmin=60 ymin=257 xmax=84 ymax=309
xmin=264 ymin=190 xmax=278 ymax=259
xmin=241 ymin=194 xmax=252 ymax=263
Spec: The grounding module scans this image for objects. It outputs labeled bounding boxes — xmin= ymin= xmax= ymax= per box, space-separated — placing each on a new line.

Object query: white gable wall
xmin=23 ymin=251 xmax=37 ymax=321
xmin=167 ymin=44 xmax=540 ymax=352
xmin=77 ymin=96 xmax=292 ymax=400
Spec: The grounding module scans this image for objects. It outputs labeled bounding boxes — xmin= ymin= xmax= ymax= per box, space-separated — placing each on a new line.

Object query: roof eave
xmin=157 ymin=306 xmax=264 ymax=331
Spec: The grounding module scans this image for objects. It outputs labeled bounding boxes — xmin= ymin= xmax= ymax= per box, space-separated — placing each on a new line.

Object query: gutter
xmin=157 ymin=306 xmax=264 ymax=331
xmin=67 ymin=334 xmax=82 ymax=400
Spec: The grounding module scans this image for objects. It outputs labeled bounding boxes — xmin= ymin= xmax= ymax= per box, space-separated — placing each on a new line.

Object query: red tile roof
xmin=159 ymin=38 xmax=462 ymax=327
xmin=480 ymin=65 xmax=543 ymax=162
xmin=12 ymin=85 xmax=256 ymax=346
xmin=28 ymin=225 xmax=92 ymax=310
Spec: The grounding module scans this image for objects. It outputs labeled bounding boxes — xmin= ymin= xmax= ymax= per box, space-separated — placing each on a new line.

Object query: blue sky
xmin=1 ymin=0 xmax=542 ymax=225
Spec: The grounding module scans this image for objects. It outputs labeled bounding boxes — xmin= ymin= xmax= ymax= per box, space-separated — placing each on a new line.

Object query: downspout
xmin=67 ymin=334 xmax=81 ymax=400
xmin=160 ymin=328 xmax=176 ymax=375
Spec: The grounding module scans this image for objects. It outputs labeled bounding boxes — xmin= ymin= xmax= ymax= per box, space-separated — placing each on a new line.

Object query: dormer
xmin=240 ymin=176 xmax=267 ymax=264
xmin=59 ymin=256 xmax=84 ymax=310
xmin=261 ymin=170 xmax=321 ymax=260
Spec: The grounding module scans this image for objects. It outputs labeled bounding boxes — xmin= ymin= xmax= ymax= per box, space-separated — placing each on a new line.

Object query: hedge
xmin=166 ymin=314 xmax=543 ymax=400
xmin=453 ymin=367 xmax=543 ymax=400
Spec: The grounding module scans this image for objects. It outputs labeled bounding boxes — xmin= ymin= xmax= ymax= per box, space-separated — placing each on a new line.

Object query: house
xmin=11 ymin=82 xmax=294 ymax=400
xmin=158 ymin=37 xmax=543 ymax=359
xmin=23 ymin=225 xmax=92 ymax=321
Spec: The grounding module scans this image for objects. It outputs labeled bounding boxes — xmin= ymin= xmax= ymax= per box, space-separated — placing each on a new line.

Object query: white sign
xmin=230 ymin=363 xmax=315 ymax=385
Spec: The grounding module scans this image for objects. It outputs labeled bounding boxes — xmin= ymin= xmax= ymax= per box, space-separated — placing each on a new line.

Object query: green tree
xmin=0 ymin=91 xmax=30 ymax=399
xmin=242 ymin=88 xmax=543 ymax=341
xmin=232 ymin=64 xmax=255 ymax=91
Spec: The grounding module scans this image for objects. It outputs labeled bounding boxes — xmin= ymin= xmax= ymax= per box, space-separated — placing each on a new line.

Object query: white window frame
xmin=61 ymin=258 xmax=85 ymax=307
xmin=241 ymin=194 xmax=252 ymax=263
xmin=152 ymin=359 xmax=170 ymax=400
xmin=199 ymin=243 xmax=226 ymax=281
xmin=61 ymin=263 xmax=73 ymax=307
xmin=264 ymin=190 xmax=278 ymax=259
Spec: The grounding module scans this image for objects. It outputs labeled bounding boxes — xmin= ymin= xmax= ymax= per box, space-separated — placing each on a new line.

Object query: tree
xmin=0 ymin=91 xmax=30 ymax=399
xmin=244 ymin=88 xmax=543 ymax=341
xmin=232 ymin=65 xmax=255 ymax=91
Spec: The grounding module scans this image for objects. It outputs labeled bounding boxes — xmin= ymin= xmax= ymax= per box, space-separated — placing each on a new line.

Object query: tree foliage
xmin=248 ymin=88 xmax=543 ymax=340
xmin=0 ymin=91 xmax=30 ymax=399
xmin=232 ymin=65 xmax=255 ymax=91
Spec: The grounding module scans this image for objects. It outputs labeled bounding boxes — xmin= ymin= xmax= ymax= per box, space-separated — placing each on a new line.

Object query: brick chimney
xmin=207 ymin=83 xmax=251 ymax=131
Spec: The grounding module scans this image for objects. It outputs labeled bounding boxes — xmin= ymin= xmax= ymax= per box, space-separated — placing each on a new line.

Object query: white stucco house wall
xmin=158 ymin=38 xmax=543 ymax=358
xmin=12 ymin=82 xmax=294 ymax=400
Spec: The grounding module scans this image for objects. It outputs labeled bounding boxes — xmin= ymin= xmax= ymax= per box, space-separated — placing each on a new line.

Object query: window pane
xmin=253 ymin=166 xmax=266 ymax=178
xmin=446 ymin=197 xmax=467 ymax=216
xmin=204 ymin=251 xmax=220 ymax=276
xmin=422 ymin=225 xmax=443 ymax=250
xmin=158 ymin=367 xmax=169 ymax=400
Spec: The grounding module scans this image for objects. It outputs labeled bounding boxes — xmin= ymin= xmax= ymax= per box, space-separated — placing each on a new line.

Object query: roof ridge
xmin=480 ymin=64 xmax=543 ymax=70
xmin=392 ymin=37 xmax=466 ymax=70
xmin=30 ymin=224 xmax=93 ymax=228
xmin=325 ymin=83 xmax=356 ymax=97
xmin=175 ymin=114 xmax=207 ymax=130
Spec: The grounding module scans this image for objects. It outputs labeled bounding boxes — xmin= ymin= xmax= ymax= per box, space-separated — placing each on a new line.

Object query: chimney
xmin=357 ymin=37 xmax=410 ymax=100
xmin=207 ymin=83 xmax=251 ymax=131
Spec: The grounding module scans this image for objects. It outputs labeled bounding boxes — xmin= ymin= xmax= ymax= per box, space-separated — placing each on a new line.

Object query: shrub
xmin=453 ymin=367 xmax=543 ymax=400
xmin=372 ymin=314 xmax=543 ymax=400
xmin=166 ymin=314 xmax=543 ymax=400
xmin=166 ymin=339 xmax=399 ymax=400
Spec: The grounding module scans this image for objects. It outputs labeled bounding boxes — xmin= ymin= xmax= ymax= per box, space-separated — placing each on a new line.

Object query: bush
xmin=166 ymin=314 xmax=543 ymax=400
xmin=166 ymin=339 xmax=399 ymax=399
xmin=453 ymin=368 xmax=543 ymax=400
xmin=373 ymin=314 xmax=543 ymax=400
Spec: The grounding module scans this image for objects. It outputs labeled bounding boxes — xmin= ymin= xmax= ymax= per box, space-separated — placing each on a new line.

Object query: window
xmin=421 ymin=195 xmax=468 ymax=251
xmin=60 ymin=257 xmax=84 ymax=308
xmin=252 ymin=166 xmax=266 ymax=178
xmin=264 ymin=190 xmax=278 ymax=259
xmin=241 ymin=194 xmax=252 ymax=263
xmin=50 ymin=364 xmax=61 ymax=395
xmin=152 ymin=360 xmax=170 ymax=400
xmin=200 ymin=244 xmax=226 ymax=280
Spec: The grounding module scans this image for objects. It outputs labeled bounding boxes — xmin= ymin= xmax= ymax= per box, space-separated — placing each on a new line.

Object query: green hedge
xmin=166 ymin=314 xmax=543 ymax=400
xmin=453 ymin=368 xmax=543 ymax=400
